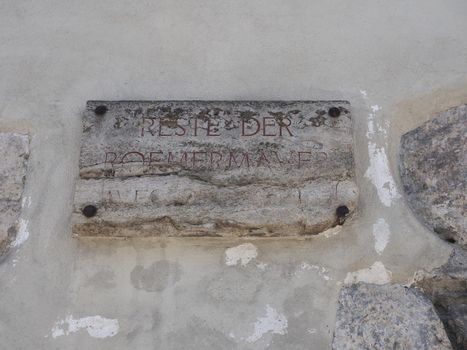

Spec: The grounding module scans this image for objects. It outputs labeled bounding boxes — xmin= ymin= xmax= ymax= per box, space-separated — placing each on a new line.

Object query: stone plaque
xmin=72 ymin=101 xmax=358 ymax=237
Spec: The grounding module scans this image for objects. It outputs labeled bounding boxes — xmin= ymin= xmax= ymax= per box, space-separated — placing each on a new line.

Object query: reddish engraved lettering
xmin=298 ymin=151 xmax=312 ymax=169
xmin=210 ymin=151 xmax=223 ymax=168
xmin=207 ymin=119 xmax=221 ymax=136
xmin=149 ymin=151 xmax=163 ymax=165
xmin=104 ymin=152 xmax=117 ymax=165
xmin=121 ymin=151 xmax=145 ymax=164
xmin=279 ymin=117 xmax=293 ymax=136
xmin=102 ymin=148 xmax=321 ymax=171
xmin=140 ymin=114 xmax=295 ymax=138
xmin=242 ymin=117 xmax=261 ymax=136
xmin=192 ymin=151 xmax=207 ymax=168
xmin=228 ymin=152 xmax=250 ymax=168
xmin=257 ymin=151 xmax=271 ymax=168
xmin=141 ymin=117 xmax=156 ymax=137
xmin=262 ymin=117 xmax=277 ymax=136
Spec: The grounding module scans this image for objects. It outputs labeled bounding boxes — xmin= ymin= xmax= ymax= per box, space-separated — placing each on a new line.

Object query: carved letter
xmin=158 ymin=119 xmax=173 ymax=137
xmin=175 ymin=122 xmax=186 ymax=136
xmin=104 ymin=152 xmax=117 ymax=165
xmin=279 ymin=117 xmax=293 ymax=136
xmin=141 ymin=117 xmax=156 ymax=137
xmin=210 ymin=151 xmax=223 ymax=168
xmin=229 ymin=152 xmax=250 ymax=168
xmin=149 ymin=151 xmax=163 ymax=165
xmin=298 ymin=151 xmax=312 ymax=169
xmin=192 ymin=151 xmax=207 ymax=168
xmin=257 ymin=151 xmax=271 ymax=168
xmin=242 ymin=118 xmax=261 ymax=136
xmin=207 ymin=119 xmax=220 ymax=136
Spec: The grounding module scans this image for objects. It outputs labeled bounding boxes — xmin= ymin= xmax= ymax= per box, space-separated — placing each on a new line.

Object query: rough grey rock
xmin=73 ymin=101 xmax=358 ymax=237
xmin=413 ymin=248 xmax=467 ymax=350
xmin=332 ymin=283 xmax=452 ymax=350
xmin=400 ymin=105 xmax=466 ymax=247
xmin=0 ymin=133 xmax=29 ymax=254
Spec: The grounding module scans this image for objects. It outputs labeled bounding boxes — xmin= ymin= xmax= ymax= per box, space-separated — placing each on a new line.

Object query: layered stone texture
xmin=332 ymin=283 xmax=452 ymax=350
xmin=0 ymin=133 xmax=29 ymax=254
xmin=400 ymin=105 xmax=466 ymax=247
xmin=73 ymin=101 xmax=358 ymax=237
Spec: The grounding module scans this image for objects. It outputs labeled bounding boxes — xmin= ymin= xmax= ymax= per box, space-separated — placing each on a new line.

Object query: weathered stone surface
xmin=0 ymin=133 xmax=29 ymax=253
xmin=332 ymin=283 xmax=452 ymax=350
xmin=73 ymin=101 xmax=358 ymax=237
xmin=413 ymin=248 xmax=467 ymax=350
xmin=400 ymin=105 xmax=466 ymax=247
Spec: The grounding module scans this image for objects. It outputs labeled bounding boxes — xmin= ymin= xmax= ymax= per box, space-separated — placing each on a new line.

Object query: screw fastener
xmin=328 ymin=107 xmax=341 ymax=118
xmin=94 ymin=105 xmax=108 ymax=116
xmin=82 ymin=205 xmax=98 ymax=218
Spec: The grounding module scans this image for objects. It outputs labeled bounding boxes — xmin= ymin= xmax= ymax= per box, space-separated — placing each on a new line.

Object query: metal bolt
xmin=82 ymin=205 xmax=98 ymax=218
xmin=94 ymin=105 xmax=108 ymax=116
xmin=328 ymin=107 xmax=341 ymax=118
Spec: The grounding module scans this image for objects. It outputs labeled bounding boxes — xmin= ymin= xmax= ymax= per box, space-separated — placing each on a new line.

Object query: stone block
xmin=400 ymin=105 xmax=466 ymax=247
xmin=332 ymin=283 xmax=453 ymax=350
xmin=73 ymin=101 xmax=358 ymax=237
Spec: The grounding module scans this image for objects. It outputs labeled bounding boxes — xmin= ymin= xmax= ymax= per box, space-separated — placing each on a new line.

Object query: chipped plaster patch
xmin=323 ymin=225 xmax=342 ymax=238
xmin=11 ymin=218 xmax=29 ymax=247
xmin=11 ymin=196 xmax=32 ymax=248
xmin=300 ymin=262 xmax=332 ymax=281
xmin=344 ymin=261 xmax=392 ymax=285
xmin=361 ymin=92 xmax=400 ymax=207
xmin=50 ymin=315 xmax=119 ymax=339
xmin=246 ymin=305 xmax=288 ymax=343
xmin=365 ymin=143 xmax=400 ymax=207
xmin=225 ymin=243 xmax=258 ymax=266
xmin=373 ymin=218 xmax=390 ymax=255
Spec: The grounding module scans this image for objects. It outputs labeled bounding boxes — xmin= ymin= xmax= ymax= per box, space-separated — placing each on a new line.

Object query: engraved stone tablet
xmin=73 ymin=101 xmax=358 ymax=237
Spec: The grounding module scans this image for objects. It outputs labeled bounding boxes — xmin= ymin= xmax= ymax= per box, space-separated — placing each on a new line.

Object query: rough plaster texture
xmin=0 ymin=1 xmax=466 ymax=349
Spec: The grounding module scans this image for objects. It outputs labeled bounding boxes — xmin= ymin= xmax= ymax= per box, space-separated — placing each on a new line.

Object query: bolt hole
xmin=336 ymin=205 xmax=349 ymax=218
xmin=336 ymin=205 xmax=350 ymax=225
xmin=328 ymin=107 xmax=341 ymax=118
xmin=445 ymin=238 xmax=456 ymax=244
xmin=94 ymin=105 xmax=108 ymax=116
xmin=82 ymin=205 xmax=98 ymax=218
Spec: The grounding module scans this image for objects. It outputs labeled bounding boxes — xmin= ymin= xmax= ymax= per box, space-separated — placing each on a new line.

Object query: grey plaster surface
xmin=1 ymin=1 xmax=467 ymax=349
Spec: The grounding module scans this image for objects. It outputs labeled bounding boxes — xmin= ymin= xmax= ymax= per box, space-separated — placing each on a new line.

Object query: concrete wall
xmin=1 ymin=1 xmax=466 ymax=348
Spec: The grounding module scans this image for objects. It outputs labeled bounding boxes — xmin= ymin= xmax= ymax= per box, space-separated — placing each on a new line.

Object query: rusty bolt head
xmin=82 ymin=205 xmax=98 ymax=218
xmin=328 ymin=107 xmax=341 ymax=118
xmin=94 ymin=105 xmax=108 ymax=116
